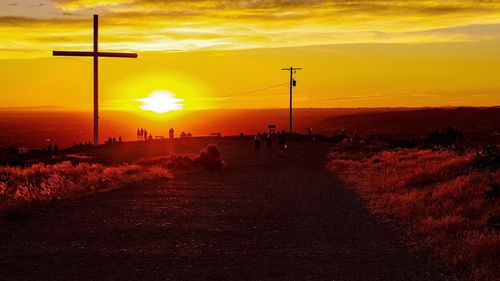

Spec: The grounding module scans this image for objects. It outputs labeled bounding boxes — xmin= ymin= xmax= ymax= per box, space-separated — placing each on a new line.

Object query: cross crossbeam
xmin=53 ymin=14 xmax=137 ymax=145
xmin=53 ymin=51 xmax=138 ymax=58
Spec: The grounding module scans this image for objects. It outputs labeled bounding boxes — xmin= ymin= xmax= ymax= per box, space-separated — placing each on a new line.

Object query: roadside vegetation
xmin=328 ymin=145 xmax=500 ymax=281
xmin=0 ymin=162 xmax=171 ymax=220
xmin=0 ymin=144 xmax=226 ymax=220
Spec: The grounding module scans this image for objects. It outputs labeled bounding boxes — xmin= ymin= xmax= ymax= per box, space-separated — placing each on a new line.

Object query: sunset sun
xmin=137 ymin=90 xmax=184 ymax=113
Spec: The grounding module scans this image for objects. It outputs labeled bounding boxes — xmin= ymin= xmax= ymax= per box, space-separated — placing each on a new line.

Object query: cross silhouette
xmin=53 ymin=15 xmax=138 ymax=145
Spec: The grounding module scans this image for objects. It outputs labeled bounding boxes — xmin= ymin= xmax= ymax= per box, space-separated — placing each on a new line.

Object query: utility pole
xmin=281 ymin=66 xmax=302 ymax=133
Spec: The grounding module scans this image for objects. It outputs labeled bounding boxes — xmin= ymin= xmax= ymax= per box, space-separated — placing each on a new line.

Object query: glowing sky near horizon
xmin=1 ymin=0 xmax=500 ymax=110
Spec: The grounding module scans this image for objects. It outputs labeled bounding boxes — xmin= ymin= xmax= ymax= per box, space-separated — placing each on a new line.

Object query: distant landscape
xmin=1 ymin=107 xmax=499 ymax=149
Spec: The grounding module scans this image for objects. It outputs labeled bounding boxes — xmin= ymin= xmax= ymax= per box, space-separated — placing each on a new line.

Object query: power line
xmin=214 ymin=83 xmax=288 ymax=99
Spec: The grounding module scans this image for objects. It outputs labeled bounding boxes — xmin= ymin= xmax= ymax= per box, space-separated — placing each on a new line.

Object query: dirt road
xmin=0 ymin=138 xmax=446 ymax=280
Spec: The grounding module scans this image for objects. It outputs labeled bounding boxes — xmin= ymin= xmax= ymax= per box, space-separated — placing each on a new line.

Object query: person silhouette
xmin=47 ymin=144 xmax=53 ymax=152
xmin=118 ymin=136 xmax=122 ymax=143
xmin=254 ymin=132 xmax=262 ymax=160
xmin=266 ymin=132 xmax=273 ymax=159
xmin=278 ymin=131 xmax=286 ymax=158
xmin=169 ymin=128 xmax=174 ymax=139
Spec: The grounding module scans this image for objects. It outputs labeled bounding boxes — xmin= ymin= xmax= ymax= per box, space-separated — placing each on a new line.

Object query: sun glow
xmin=137 ymin=90 xmax=184 ymax=113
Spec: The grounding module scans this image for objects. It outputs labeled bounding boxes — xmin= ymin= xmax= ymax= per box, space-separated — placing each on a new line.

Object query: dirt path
xmin=0 ymin=139 xmax=446 ymax=280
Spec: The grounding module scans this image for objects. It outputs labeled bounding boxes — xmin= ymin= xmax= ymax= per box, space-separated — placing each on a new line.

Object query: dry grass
xmin=328 ymin=148 xmax=500 ymax=281
xmin=0 ymin=161 xmax=171 ymax=219
xmin=0 ymin=144 xmax=226 ymax=219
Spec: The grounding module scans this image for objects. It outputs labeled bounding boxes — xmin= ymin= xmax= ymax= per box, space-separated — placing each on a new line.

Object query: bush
xmin=472 ymin=146 xmax=500 ymax=170
xmin=197 ymin=144 xmax=226 ymax=171
xmin=135 ymin=144 xmax=226 ymax=172
xmin=429 ymin=127 xmax=463 ymax=147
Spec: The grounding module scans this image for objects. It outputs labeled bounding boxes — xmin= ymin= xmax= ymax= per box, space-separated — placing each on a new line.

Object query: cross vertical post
xmin=93 ymin=14 xmax=98 ymax=146
xmin=53 ymin=14 xmax=137 ymax=146
xmin=281 ymin=67 xmax=302 ymax=133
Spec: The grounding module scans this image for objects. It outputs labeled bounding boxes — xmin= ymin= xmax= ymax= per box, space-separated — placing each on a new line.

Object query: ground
xmin=0 ymin=138 xmax=447 ymax=281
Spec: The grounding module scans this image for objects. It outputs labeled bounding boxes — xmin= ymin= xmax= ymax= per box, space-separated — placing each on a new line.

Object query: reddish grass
xmin=0 ymin=144 xmax=226 ymax=219
xmin=328 ymin=149 xmax=500 ymax=281
xmin=0 ymin=161 xmax=171 ymax=219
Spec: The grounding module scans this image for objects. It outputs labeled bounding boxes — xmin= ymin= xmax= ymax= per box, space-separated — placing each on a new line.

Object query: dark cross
xmin=281 ymin=67 xmax=302 ymax=133
xmin=53 ymin=14 xmax=137 ymax=145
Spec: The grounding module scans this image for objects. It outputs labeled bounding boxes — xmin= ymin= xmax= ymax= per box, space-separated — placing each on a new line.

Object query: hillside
xmin=318 ymin=107 xmax=500 ymax=138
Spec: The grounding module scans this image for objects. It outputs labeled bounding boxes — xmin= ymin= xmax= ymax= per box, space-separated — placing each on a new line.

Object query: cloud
xmin=51 ymin=0 xmax=500 ymax=15
xmin=2 ymin=0 xmax=500 ymax=58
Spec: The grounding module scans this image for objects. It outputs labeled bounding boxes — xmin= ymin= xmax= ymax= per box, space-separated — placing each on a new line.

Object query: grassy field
xmin=328 ymin=147 xmax=500 ymax=281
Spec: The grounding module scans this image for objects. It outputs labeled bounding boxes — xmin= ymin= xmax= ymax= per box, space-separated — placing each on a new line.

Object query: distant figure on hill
xmin=112 ymin=137 xmax=117 ymax=143
xmin=108 ymin=137 xmax=112 ymax=144
xmin=143 ymin=129 xmax=148 ymax=141
xmin=278 ymin=131 xmax=286 ymax=158
xmin=354 ymin=129 xmax=360 ymax=140
xmin=118 ymin=136 xmax=122 ymax=143
xmin=254 ymin=132 xmax=262 ymax=159
xmin=266 ymin=132 xmax=273 ymax=159
xmin=47 ymin=144 xmax=52 ymax=152
xmin=148 ymin=133 xmax=153 ymax=141
xmin=54 ymin=144 xmax=59 ymax=153
xmin=137 ymin=128 xmax=141 ymax=141
xmin=169 ymin=128 xmax=174 ymax=139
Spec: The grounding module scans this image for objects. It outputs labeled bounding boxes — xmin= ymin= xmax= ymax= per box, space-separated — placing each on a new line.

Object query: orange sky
xmin=1 ymin=0 xmax=500 ymax=114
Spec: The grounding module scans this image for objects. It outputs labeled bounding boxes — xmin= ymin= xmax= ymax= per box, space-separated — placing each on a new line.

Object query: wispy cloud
xmin=2 ymin=0 xmax=500 ymax=57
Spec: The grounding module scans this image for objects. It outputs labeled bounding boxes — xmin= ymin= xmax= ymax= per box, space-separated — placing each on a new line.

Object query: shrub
xmin=197 ymin=144 xmax=226 ymax=171
xmin=429 ymin=127 xmax=463 ymax=147
xmin=472 ymin=146 xmax=500 ymax=170
xmin=135 ymin=144 xmax=226 ymax=172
